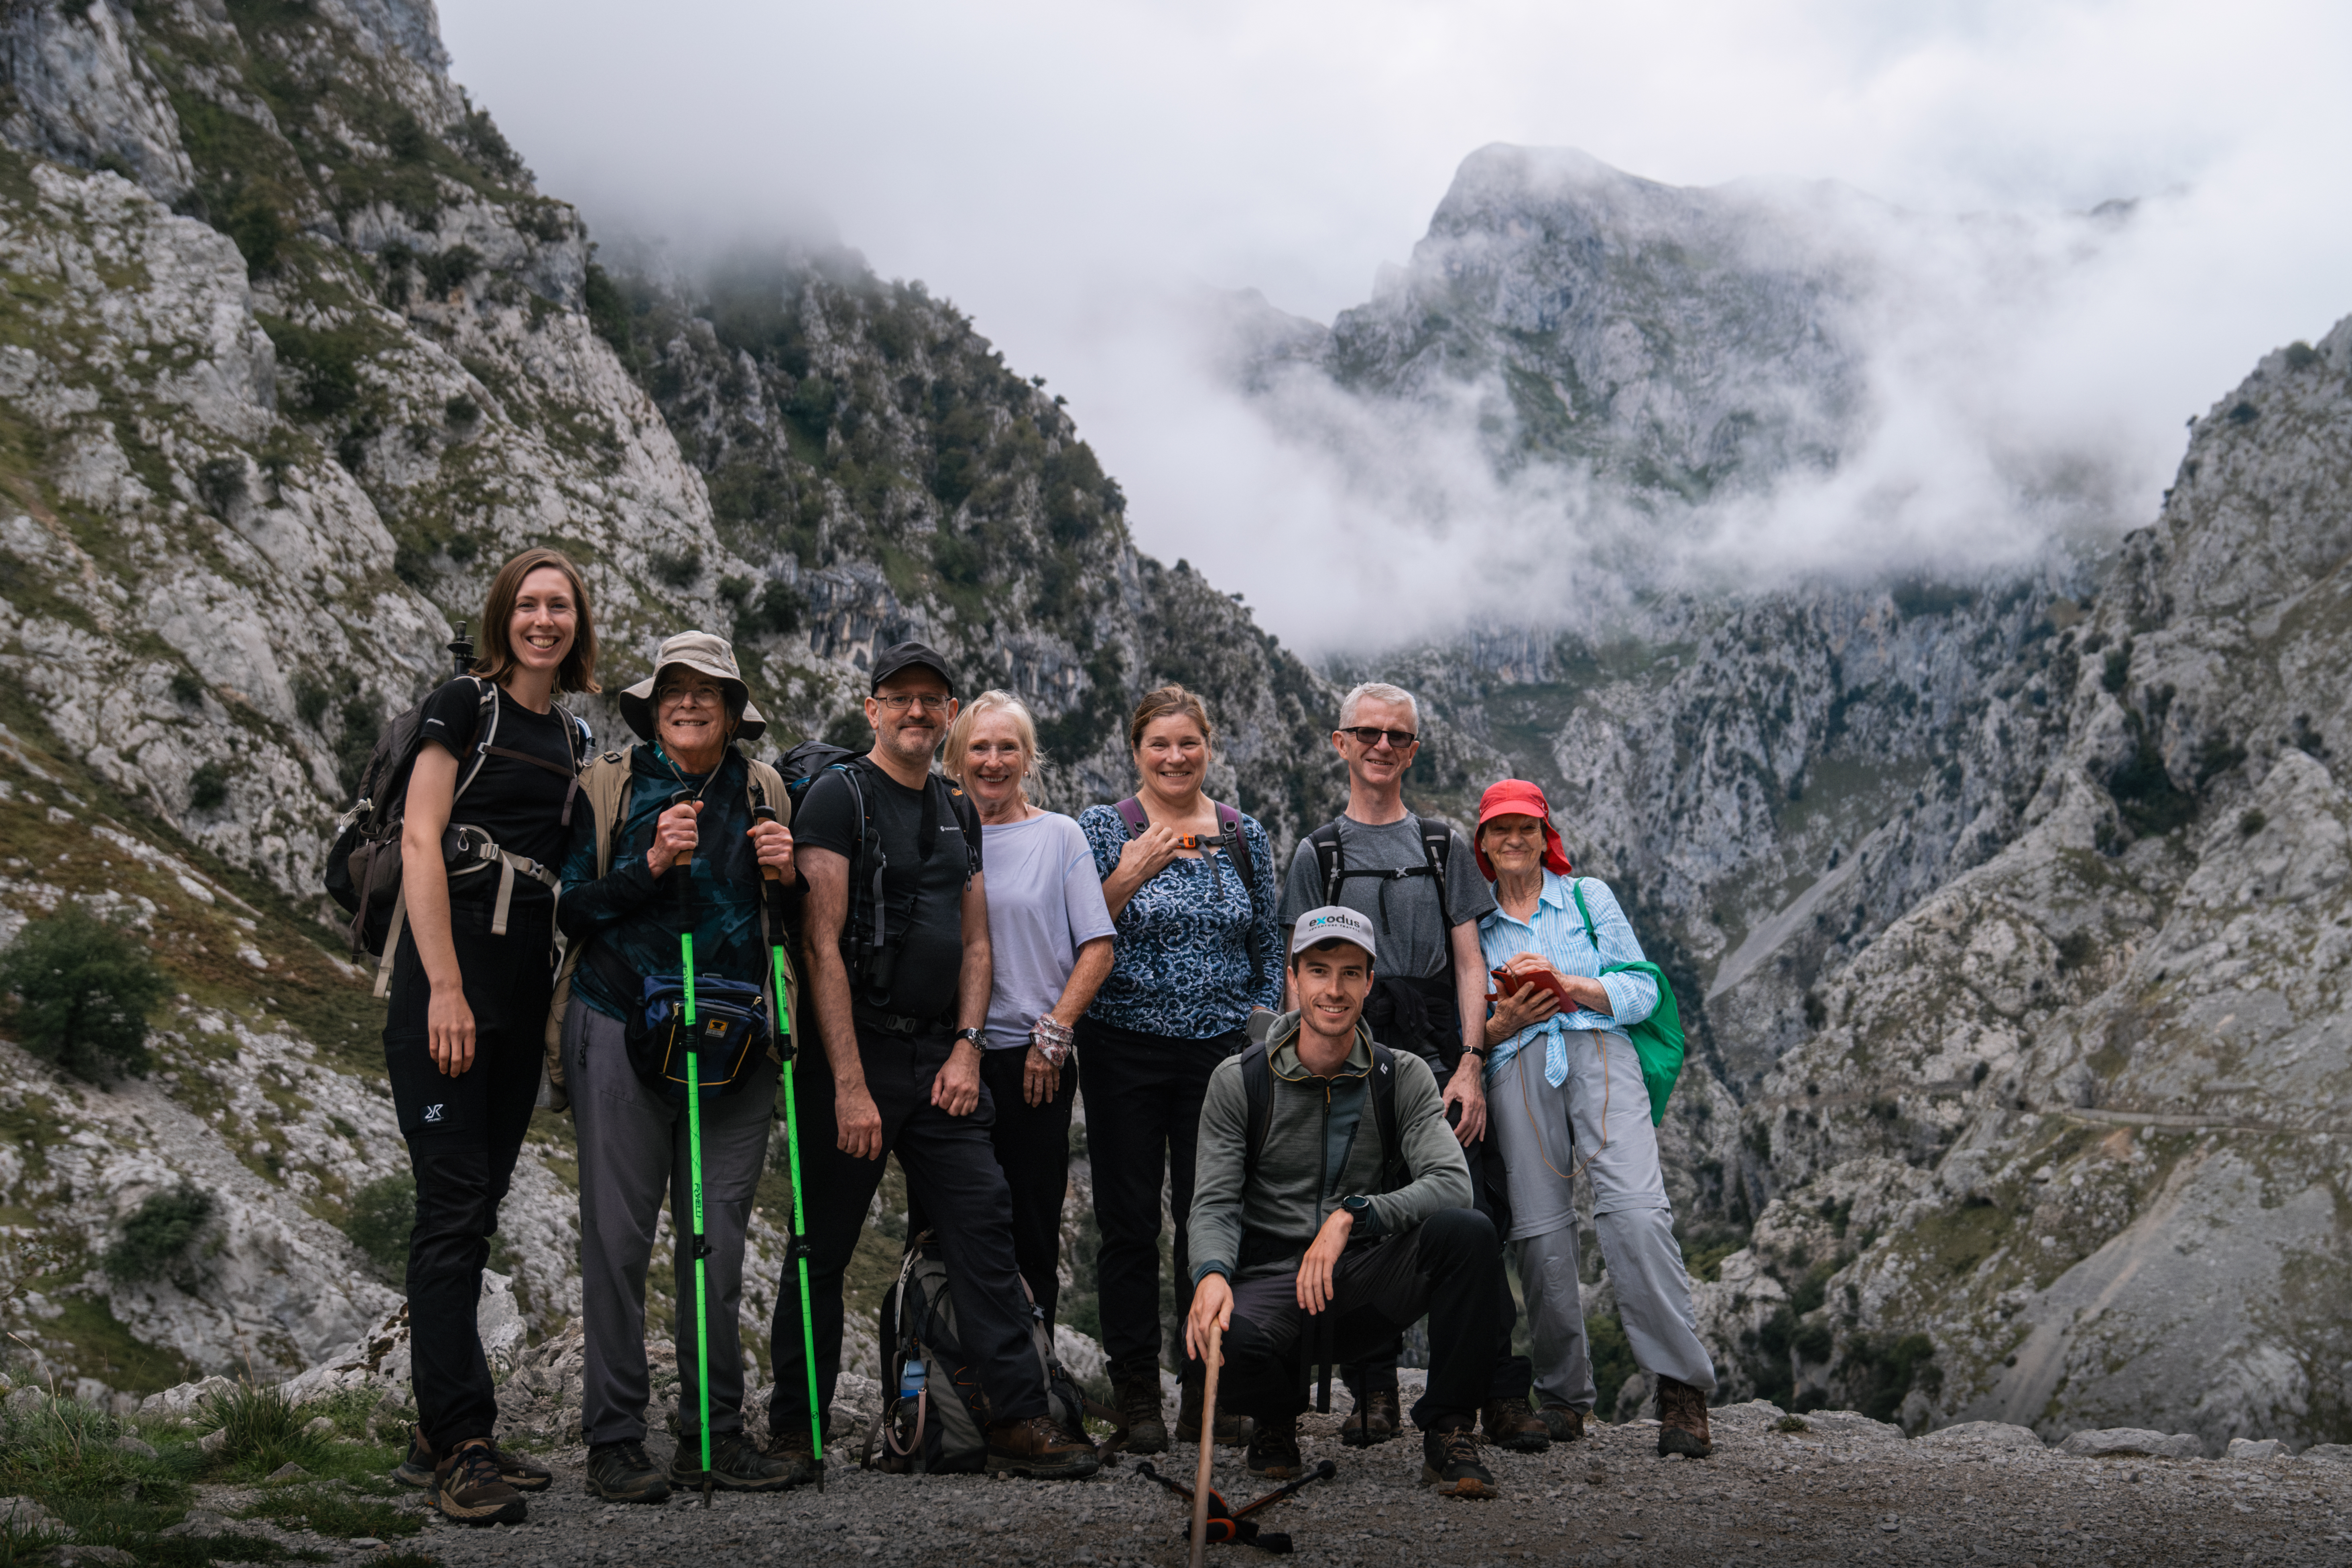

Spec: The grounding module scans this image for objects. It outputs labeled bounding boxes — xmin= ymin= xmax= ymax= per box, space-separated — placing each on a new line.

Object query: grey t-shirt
xmin=1279 ymin=813 xmax=1497 ymax=980
xmin=979 ymin=811 xmax=1117 ymax=1049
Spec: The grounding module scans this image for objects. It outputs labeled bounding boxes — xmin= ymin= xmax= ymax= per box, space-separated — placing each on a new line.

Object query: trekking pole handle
xmin=448 ymin=620 xmax=474 ymax=679
xmin=752 ymin=803 xmax=782 ymax=882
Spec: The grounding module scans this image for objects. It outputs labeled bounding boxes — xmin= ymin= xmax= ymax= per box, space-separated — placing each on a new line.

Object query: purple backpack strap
xmin=1115 ymin=795 xmax=1150 ymax=836
xmin=1215 ymin=802 xmax=1241 ymax=841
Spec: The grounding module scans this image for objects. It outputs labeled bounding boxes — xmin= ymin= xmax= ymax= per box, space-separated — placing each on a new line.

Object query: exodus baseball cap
xmin=870 ymin=639 xmax=955 ymax=695
xmin=1289 ymin=905 xmax=1377 ymax=964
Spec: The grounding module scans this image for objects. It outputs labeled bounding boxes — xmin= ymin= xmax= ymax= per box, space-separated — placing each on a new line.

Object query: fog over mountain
xmin=443 ymin=0 xmax=2352 ymax=653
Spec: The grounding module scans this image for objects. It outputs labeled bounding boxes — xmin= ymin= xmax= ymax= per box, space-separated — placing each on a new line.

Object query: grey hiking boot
xmin=586 ymin=1439 xmax=671 ymax=1504
xmin=434 ymin=1440 xmax=528 ymax=1525
xmin=1115 ymin=1374 xmax=1168 ymax=1454
xmin=671 ymin=1430 xmax=799 ymax=1492
xmin=1421 ymin=1423 xmax=1497 ymax=1500
xmin=399 ymin=1426 xmax=551 ymax=1491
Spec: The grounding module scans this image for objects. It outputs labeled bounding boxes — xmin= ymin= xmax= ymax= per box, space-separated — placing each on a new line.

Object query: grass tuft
xmin=234 ymin=1483 xmax=422 ymax=1540
xmin=195 ymin=1382 xmax=329 ymax=1477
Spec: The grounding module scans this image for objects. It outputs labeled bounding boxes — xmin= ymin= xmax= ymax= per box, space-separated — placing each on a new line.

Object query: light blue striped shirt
xmin=1477 ymin=871 xmax=1657 ymax=1086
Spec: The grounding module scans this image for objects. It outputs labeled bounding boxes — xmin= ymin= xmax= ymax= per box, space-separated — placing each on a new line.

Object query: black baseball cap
xmin=870 ymin=640 xmax=955 ymax=695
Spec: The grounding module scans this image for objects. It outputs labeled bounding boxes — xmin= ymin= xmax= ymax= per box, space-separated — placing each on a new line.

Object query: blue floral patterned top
xmin=1079 ymin=804 xmax=1283 ymax=1038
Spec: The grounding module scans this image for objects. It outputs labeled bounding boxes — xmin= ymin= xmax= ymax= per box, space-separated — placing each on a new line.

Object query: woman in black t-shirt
xmin=384 ymin=547 xmax=597 ymax=1525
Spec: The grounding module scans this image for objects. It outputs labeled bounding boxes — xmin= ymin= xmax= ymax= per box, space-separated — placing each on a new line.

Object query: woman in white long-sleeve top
xmin=1473 ymin=777 xmax=1718 ymax=1459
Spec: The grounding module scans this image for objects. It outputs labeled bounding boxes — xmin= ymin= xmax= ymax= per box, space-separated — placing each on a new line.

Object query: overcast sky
xmin=439 ymin=0 xmax=2352 ymax=649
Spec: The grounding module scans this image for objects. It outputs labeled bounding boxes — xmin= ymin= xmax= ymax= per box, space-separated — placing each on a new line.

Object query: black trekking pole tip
xmin=701 ymin=1474 xmax=712 ymax=1507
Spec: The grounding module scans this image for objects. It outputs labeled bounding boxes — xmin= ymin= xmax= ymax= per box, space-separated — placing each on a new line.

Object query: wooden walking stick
xmin=1189 ymin=1321 xmax=1222 ymax=1568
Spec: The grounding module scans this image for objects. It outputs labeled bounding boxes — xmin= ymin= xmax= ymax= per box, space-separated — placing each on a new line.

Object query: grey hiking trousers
xmin=566 ymin=998 xmax=778 ymax=1446
xmin=1488 ymin=1029 xmax=1716 ymax=1411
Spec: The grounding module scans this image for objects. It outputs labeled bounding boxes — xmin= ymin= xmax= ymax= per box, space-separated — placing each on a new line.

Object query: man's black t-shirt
xmin=413 ymin=678 xmax=579 ymax=899
xmin=792 ymin=760 xmax=981 ymax=1023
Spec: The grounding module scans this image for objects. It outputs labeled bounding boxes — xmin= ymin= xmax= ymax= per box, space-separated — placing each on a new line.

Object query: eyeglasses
xmin=657 ymin=686 xmax=722 ymax=708
xmin=1338 ymin=726 xmax=1418 ymax=750
xmin=874 ymin=693 xmax=952 ymax=714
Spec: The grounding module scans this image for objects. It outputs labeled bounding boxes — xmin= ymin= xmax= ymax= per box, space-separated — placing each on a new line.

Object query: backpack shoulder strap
xmin=1216 ymin=801 xmax=1253 ymax=896
xmin=1369 ymin=1042 xmax=1404 ymax=1194
xmin=1309 ymin=820 xmax=1345 ymax=905
xmin=1114 ymin=795 xmax=1150 ymax=836
xmin=1568 ymin=878 xmax=1599 ymax=948
xmin=938 ymin=776 xmax=982 ymax=880
xmin=745 ymin=757 xmax=789 ymax=952
xmin=583 ymin=746 xmax=635 ymax=880
xmin=1239 ymin=1042 xmax=1273 ymax=1190
xmin=1417 ymin=816 xmax=1456 ymax=932
xmin=449 ymin=676 xmax=500 ymax=805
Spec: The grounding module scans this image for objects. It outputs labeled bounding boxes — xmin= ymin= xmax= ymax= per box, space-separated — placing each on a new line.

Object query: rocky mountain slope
xmin=0 ymin=0 xmax=1339 ymax=1397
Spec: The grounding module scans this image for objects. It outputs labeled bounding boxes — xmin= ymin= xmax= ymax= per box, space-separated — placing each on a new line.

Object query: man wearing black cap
xmin=765 ymin=641 xmax=1098 ymax=1479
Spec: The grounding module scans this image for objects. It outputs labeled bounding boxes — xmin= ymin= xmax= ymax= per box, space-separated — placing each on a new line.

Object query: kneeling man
xmin=1185 ymin=907 xmax=1503 ymax=1499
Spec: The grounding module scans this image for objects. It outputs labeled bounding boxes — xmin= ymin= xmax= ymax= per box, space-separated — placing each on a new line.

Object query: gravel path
xmin=194 ymin=1401 xmax=2352 ymax=1567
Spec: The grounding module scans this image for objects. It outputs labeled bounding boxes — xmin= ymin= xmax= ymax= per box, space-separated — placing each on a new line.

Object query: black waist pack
xmin=596 ymin=947 xmax=769 ymax=1101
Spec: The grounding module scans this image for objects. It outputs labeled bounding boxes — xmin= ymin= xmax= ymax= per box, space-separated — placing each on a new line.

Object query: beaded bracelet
xmin=1032 ymin=1015 xmax=1074 ymax=1066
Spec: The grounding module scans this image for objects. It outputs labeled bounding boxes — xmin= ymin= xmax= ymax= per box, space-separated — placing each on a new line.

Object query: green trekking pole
xmin=673 ymin=794 xmax=715 ymax=1507
xmin=754 ymin=802 xmax=825 ymax=1492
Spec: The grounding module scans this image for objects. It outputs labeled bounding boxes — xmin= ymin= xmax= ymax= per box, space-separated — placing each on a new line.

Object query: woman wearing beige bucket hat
xmin=552 ymin=631 xmax=803 ymax=1501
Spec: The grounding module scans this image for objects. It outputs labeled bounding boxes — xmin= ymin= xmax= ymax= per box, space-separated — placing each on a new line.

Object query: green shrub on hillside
xmin=103 ymin=1184 xmax=215 ymax=1285
xmin=0 ymin=904 xmax=169 ymax=1082
xmin=342 ymin=1172 xmax=415 ymax=1282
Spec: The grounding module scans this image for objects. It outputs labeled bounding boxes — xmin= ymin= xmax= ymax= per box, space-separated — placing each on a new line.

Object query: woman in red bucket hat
xmin=1470 ymin=779 xmax=1718 ymax=1458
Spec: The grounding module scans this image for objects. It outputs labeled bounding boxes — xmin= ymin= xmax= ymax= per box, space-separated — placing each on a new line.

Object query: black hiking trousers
xmin=907 ymin=1043 xmax=1077 ymax=1330
xmin=1221 ymin=1207 xmax=1503 ymax=1430
xmin=381 ymin=895 xmax=554 ymax=1455
xmin=766 ymin=1025 xmax=1048 ymax=1443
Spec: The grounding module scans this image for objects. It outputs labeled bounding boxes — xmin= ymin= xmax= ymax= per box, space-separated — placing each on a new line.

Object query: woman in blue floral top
xmin=1077 ymin=684 xmax=1279 ymax=1454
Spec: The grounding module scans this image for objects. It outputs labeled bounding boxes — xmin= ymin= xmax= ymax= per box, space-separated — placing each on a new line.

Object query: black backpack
xmin=773 ymin=740 xmax=979 ymax=1011
xmin=1308 ymin=813 xmax=1456 ymax=932
xmin=862 ymin=1231 xmax=1102 ymax=1474
xmin=323 ymin=631 xmax=587 ymax=971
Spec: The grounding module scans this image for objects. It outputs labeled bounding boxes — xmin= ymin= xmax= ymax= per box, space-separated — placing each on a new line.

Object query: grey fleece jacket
xmin=1187 ymin=1011 xmax=1473 ymax=1284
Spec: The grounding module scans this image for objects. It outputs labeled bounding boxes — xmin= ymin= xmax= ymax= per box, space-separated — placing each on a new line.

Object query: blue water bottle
xmin=901 ymin=1353 xmax=926 ymax=1401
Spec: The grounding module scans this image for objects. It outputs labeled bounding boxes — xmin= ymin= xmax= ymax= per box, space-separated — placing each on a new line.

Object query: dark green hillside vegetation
xmin=598 ymin=249 xmax=1347 ymax=833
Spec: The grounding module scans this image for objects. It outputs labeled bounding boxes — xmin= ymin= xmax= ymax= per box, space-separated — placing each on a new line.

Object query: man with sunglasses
xmin=766 ymin=641 xmax=1099 ymax=1481
xmin=1277 ymin=682 xmax=1545 ymax=1453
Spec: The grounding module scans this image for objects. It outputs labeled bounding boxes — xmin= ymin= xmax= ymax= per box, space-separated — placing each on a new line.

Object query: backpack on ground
xmin=1308 ymin=813 xmax=1456 ymax=932
xmin=323 ymin=669 xmax=589 ymax=997
xmin=862 ymin=1231 xmax=1098 ymax=1474
xmin=538 ymin=746 xmax=794 ymax=1113
xmin=774 ymin=740 xmax=979 ymax=1013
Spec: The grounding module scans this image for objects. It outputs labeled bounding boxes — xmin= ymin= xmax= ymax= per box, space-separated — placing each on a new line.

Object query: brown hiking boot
xmin=433 ymin=1439 xmax=527 ymax=1525
xmin=1482 ymin=1397 xmax=1552 ymax=1454
xmin=764 ymin=1429 xmax=822 ymax=1488
xmin=398 ymin=1426 xmax=552 ymax=1491
xmin=1420 ymin=1423 xmax=1498 ymax=1499
xmin=1538 ymin=1404 xmax=1586 ymax=1442
xmin=1175 ymin=1371 xmax=1255 ymax=1448
xmin=1340 ymin=1387 xmax=1399 ymax=1448
xmin=1244 ymin=1412 xmax=1302 ymax=1478
xmin=985 ymin=1414 xmax=1102 ymax=1479
xmin=1656 ymin=1376 xmax=1714 ymax=1458
xmin=1114 ymin=1374 xmax=1168 ymax=1454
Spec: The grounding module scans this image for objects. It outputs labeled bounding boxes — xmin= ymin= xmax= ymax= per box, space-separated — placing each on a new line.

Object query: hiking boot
xmin=1114 ymin=1374 xmax=1168 ymax=1455
xmin=1339 ymin=1387 xmax=1399 ymax=1448
xmin=1175 ymin=1371 xmax=1255 ymax=1448
xmin=398 ymin=1426 xmax=553 ymax=1491
xmin=1420 ymin=1423 xmax=1498 ymax=1499
xmin=1656 ymin=1376 xmax=1714 ymax=1458
xmin=1481 ymin=1397 xmax=1552 ymax=1454
xmin=1538 ymin=1404 xmax=1586 ymax=1443
xmin=586 ymin=1439 xmax=671 ymax=1504
xmin=985 ymin=1414 xmax=1103 ymax=1480
xmin=764 ymin=1430 xmax=822 ymax=1489
xmin=434 ymin=1440 xmax=528 ymax=1525
xmin=671 ymin=1430 xmax=798 ymax=1492
xmin=1244 ymin=1412 xmax=1302 ymax=1479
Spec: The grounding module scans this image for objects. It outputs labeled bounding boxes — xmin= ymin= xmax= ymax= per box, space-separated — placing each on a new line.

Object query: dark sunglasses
xmin=1338 ymin=725 xmax=1418 ymax=750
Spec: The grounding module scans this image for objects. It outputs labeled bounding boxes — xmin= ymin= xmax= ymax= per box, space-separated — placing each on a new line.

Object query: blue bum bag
xmin=632 ymin=973 xmax=769 ymax=1102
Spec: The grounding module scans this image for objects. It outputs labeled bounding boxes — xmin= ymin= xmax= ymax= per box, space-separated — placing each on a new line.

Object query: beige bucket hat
xmin=618 ymin=630 xmax=766 ymax=744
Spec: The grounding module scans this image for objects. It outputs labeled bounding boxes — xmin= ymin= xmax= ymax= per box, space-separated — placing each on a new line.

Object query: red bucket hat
xmin=1472 ymin=779 xmax=1572 ymax=881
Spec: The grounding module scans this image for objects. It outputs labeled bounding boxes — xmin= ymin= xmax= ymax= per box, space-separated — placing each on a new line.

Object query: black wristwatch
xmin=1340 ymin=1195 xmax=1374 ymax=1219
xmin=953 ymin=1027 xmax=984 ymax=1047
